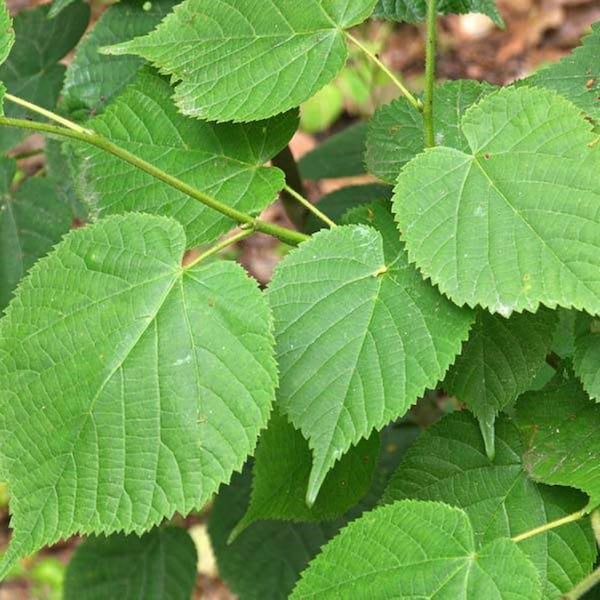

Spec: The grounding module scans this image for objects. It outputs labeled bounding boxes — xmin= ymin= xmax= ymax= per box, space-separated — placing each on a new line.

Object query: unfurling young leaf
xmin=63 ymin=527 xmax=197 ymax=600
xmin=394 ymin=86 xmax=600 ymax=316
xmin=0 ymin=213 xmax=276 ymax=576
xmin=516 ymin=373 xmax=600 ymax=511
xmin=230 ymin=410 xmax=378 ymax=540
xmin=0 ymin=157 xmax=72 ymax=310
xmin=268 ymin=202 xmax=473 ymax=503
xmin=102 ymin=0 xmax=379 ymax=123
xmin=444 ymin=307 xmax=557 ymax=457
xmin=292 ymin=500 xmax=541 ymax=599
xmin=383 ymin=412 xmax=597 ymax=598
xmin=76 ymin=69 xmax=297 ymax=246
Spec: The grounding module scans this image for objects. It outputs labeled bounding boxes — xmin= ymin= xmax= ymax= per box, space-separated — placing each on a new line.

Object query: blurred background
xmin=1 ymin=0 xmax=599 ymax=597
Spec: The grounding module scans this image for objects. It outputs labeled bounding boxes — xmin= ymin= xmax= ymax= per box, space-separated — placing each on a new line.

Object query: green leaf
xmin=209 ymin=467 xmax=341 ymax=600
xmin=525 ymin=23 xmax=600 ymax=121
xmin=299 ymin=84 xmax=344 ymax=134
xmin=48 ymin=0 xmax=78 ymax=19
xmin=305 ymin=184 xmax=392 ymax=234
xmin=299 ymin=122 xmax=368 ymax=180
xmin=104 ymin=0 xmax=378 ymax=123
xmin=383 ymin=412 xmax=597 ymax=598
xmin=573 ymin=313 xmax=600 ymax=401
xmin=374 ymin=0 xmax=504 ymax=27
xmin=268 ymin=201 xmax=473 ymax=503
xmin=0 ymin=213 xmax=276 ymax=576
xmin=0 ymin=0 xmax=13 ymax=70
xmin=366 ymin=80 xmax=496 ymax=184
xmin=77 ymin=69 xmax=296 ymax=246
xmin=515 ymin=373 xmax=600 ymax=511
xmin=0 ymin=1 xmax=89 ymax=151
xmin=0 ymin=157 xmax=72 ymax=311
xmin=231 ymin=410 xmax=378 ymax=540
xmin=63 ymin=527 xmax=197 ymax=600
xmin=394 ymin=86 xmax=600 ymax=316
xmin=292 ymin=500 xmax=541 ymax=599
xmin=444 ymin=307 xmax=557 ymax=458
xmin=61 ymin=0 xmax=178 ymax=121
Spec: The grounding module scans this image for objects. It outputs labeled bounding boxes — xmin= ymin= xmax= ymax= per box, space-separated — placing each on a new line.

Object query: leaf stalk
xmin=423 ymin=0 xmax=437 ymax=147
xmin=511 ymin=509 xmax=587 ymax=543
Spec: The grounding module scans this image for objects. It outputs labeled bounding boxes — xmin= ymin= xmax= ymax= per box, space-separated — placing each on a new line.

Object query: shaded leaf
xmin=77 ymin=69 xmax=296 ymax=246
xmin=231 ymin=410 xmax=378 ymax=539
xmin=0 ymin=1 xmax=89 ymax=151
xmin=573 ymin=313 xmax=600 ymax=401
xmin=299 ymin=122 xmax=368 ymax=180
xmin=515 ymin=374 xmax=600 ymax=511
xmin=0 ymin=213 xmax=276 ymax=575
xmin=373 ymin=0 xmax=504 ymax=27
xmin=268 ymin=201 xmax=473 ymax=503
xmin=366 ymin=80 xmax=496 ymax=184
xmin=104 ymin=0 xmax=378 ymax=122
xmin=61 ymin=0 xmax=178 ymax=121
xmin=292 ymin=500 xmax=540 ymax=599
xmin=525 ymin=23 xmax=600 ymax=121
xmin=64 ymin=527 xmax=197 ymax=600
xmin=305 ymin=183 xmax=392 ymax=234
xmin=444 ymin=307 xmax=557 ymax=457
xmin=383 ymin=412 xmax=597 ymax=598
xmin=394 ymin=86 xmax=600 ymax=316
xmin=0 ymin=157 xmax=71 ymax=311
xmin=0 ymin=0 xmax=13 ymax=76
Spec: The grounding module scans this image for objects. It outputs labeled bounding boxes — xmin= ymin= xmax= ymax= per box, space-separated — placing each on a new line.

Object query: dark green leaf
xmin=61 ymin=0 xmax=178 ymax=120
xmin=0 ymin=213 xmax=276 ymax=576
xmin=64 ymin=527 xmax=197 ymax=600
xmin=292 ymin=500 xmax=541 ymax=599
xmin=516 ymin=374 xmax=600 ymax=511
xmin=0 ymin=157 xmax=71 ymax=311
xmin=268 ymin=201 xmax=473 ymax=502
xmin=77 ymin=69 xmax=296 ymax=246
xmin=573 ymin=313 xmax=600 ymax=401
xmin=383 ymin=412 xmax=597 ymax=598
xmin=299 ymin=122 xmax=368 ymax=180
xmin=104 ymin=0 xmax=378 ymax=122
xmin=444 ymin=307 xmax=557 ymax=457
xmin=366 ymin=80 xmax=496 ymax=184
xmin=231 ymin=410 xmax=378 ymax=539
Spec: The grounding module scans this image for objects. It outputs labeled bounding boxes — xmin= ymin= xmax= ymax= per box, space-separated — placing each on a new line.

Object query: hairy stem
xmin=272 ymin=145 xmax=308 ymax=228
xmin=512 ymin=509 xmax=587 ymax=543
xmin=0 ymin=115 xmax=309 ymax=246
xmin=345 ymin=31 xmax=422 ymax=112
xmin=423 ymin=0 xmax=437 ymax=147
xmin=562 ymin=566 xmax=600 ymax=600
xmin=284 ymin=185 xmax=336 ymax=228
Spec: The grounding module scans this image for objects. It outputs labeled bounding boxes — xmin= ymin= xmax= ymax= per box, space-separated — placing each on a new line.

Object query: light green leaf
xmin=383 ymin=412 xmax=596 ymax=598
xmin=0 ymin=0 xmax=13 ymax=71
xmin=0 ymin=1 xmax=89 ymax=151
xmin=299 ymin=122 xmax=368 ymax=181
xmin=268 ymin=201 xmax=473 ymax=503
xmin=209 ymin=467 xmax=341 ymax=600
xmin=61 ymin=0 xmax=178 ymax=121
xmin=516 ymin=374 xmax=600 ymax=511
xmin=0 ymin=157 xmax=72 ymax=311
xmin=104 ymin=0 xmax=378 ymax=123
xmin=394 ymin=86 xmax=600 ymax=316
xmin=77 ymin=69 xmax=296 ymax=246
xmin=305 ymin=184 xmax=392 ymax=234
xmin=292 ymin=500 xmax=541 ymax=599
xmin=63 ymin=527 xmax=197 ymax=600
xmin=444 ymin=307 xmax=557 ymax=458
xmin=0 ymin=213 xmax=276 ymax=576
xmin=573 ymin=313 xmax=600 ymax=401
xmin=374 ymin=0 xmax=504 ymax=27
xmin=366 ymin=80 xmax=496 ymax=184
xmin=525 ymin=23 xmax=599 ymax=121
xmin=231 ymin=410 xmax=378 ymax=540
xmin=299 ymin=84 xmax=344 ymax=134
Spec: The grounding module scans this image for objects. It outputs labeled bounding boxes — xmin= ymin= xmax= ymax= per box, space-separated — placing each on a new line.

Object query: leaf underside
xmin=0 ymin=213 xmax=276 ymax=575
xmin=268 ymin=201 xmax=473 ymax=503
xmin=394 ymin=86 xmax=600 ymax=316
